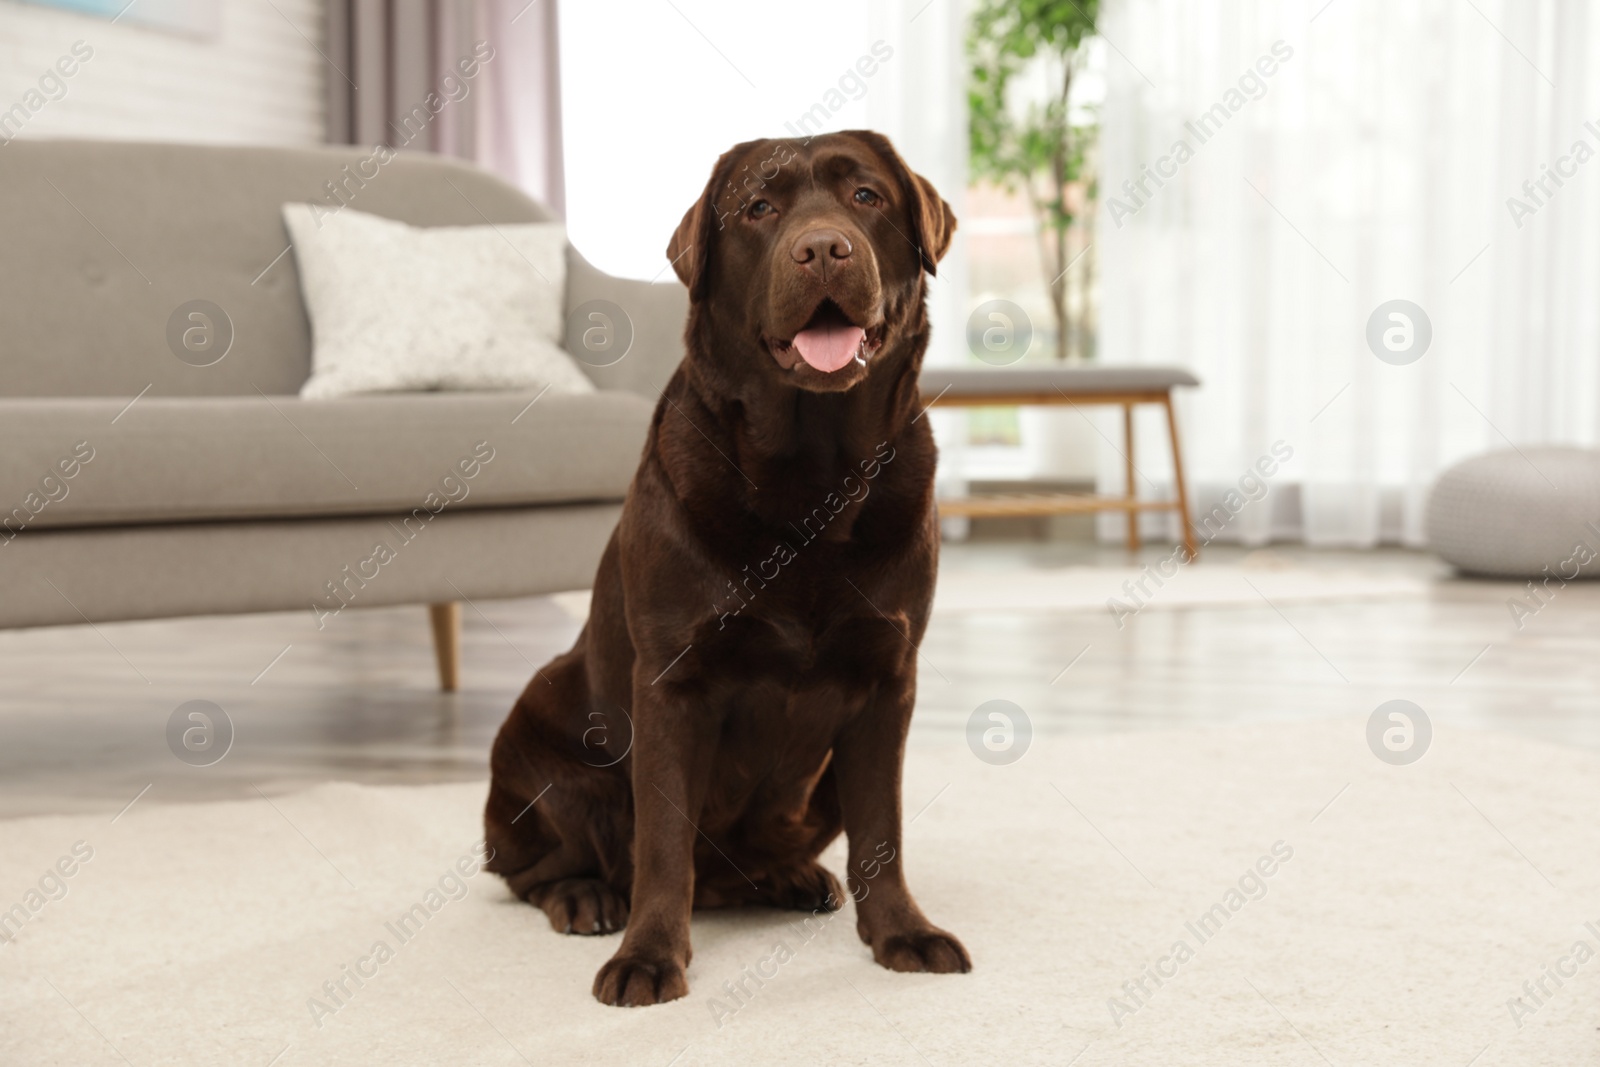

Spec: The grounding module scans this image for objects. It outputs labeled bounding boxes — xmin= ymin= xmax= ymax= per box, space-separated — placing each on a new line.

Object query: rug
xmin=1 ymin=719 xmax=1595 ymax=1066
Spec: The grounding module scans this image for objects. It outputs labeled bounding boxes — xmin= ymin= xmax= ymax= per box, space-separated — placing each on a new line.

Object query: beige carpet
xmin=2 ymin=718 xmax=1595 ymax=1066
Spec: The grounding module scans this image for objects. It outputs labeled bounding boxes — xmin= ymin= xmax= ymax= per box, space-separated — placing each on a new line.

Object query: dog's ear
xmin=666 ymin=144 xmax=749 ymax=301
xmin=845 ymin=131 xmax=957 ymax=276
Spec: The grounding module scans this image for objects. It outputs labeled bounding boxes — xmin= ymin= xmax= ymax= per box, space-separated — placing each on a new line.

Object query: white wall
xmin=559 ymin=0 xmax=967 ymax=287
xmin=0 ymin=0 xmax=325 ymax=146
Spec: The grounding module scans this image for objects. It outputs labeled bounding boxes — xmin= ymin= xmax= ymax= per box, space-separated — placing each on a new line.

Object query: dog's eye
xmin=748 ymin=200 xmax=775 ymax=218
xmin=853 ymin=188 xmax=880 ymax=206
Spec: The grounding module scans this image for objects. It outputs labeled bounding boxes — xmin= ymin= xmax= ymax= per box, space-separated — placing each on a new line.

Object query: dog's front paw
xmin=592 ymin=950 xmax=689 ymax=1007
xmin=869 ymin=926 xmax=971 ymax=974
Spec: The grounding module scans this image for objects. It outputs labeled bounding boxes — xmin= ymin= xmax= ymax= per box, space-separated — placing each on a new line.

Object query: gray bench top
xmin=920 ymin=365 xmax=1200 ymax=397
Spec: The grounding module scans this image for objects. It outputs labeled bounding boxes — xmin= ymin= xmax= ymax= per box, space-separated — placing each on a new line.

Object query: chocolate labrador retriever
xmin=484 ymin=131 xmax=968 ymax=1006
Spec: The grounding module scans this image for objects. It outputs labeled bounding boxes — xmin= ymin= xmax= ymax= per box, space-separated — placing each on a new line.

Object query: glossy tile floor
xmin=1 ymin=542 xmax=1595 ymax=819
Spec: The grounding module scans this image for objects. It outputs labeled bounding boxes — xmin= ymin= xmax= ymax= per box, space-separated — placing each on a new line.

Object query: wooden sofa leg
xmin=428 ymin=602 xmax=461 ymax=692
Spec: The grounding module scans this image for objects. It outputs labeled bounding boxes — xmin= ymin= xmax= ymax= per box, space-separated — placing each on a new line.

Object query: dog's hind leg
xmin=695 ymin=755 xmax=846 ymax=913
xmin=484 ymin=650 xmax=634 ymax=935
xmin=485 ymin=765 xmax=633 ymax=934
xmin=528 ymin=876 xmax=631 ymax=935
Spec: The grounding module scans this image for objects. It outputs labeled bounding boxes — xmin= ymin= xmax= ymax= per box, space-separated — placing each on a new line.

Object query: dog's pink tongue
xmin=791 ymin=323 xmax=865 ymax=373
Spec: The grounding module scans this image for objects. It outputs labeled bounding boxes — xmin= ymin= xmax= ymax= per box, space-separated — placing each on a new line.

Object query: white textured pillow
xmin=282 ymin=204 xmax=594 ymax=399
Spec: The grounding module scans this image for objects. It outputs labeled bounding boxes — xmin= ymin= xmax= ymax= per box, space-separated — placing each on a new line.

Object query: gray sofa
xmin=0 ymin=140 xmax=688 ymax=689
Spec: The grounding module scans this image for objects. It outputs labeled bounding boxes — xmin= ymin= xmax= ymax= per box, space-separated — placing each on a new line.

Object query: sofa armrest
xmin=565 ymin=247 xmax=688 ymax=399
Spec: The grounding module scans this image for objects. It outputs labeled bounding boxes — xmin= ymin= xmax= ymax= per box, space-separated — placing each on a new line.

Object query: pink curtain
xmin=324 ymin=0 xmax=566 ymax=216
xmin=473 ymin=0 xmax=565 ymax=216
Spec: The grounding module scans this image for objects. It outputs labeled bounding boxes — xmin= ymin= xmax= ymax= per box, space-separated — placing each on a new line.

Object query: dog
xmin=484 ymin=130 xmax=968 ymax=1007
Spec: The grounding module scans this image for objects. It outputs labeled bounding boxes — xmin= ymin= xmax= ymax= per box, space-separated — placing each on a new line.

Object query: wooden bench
xmin=919 ymin=365 xmax=1201 ymax=560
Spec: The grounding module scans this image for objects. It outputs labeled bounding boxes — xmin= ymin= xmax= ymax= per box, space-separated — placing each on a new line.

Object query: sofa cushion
xmin=0 ymin=392 xmax=652 ymax=533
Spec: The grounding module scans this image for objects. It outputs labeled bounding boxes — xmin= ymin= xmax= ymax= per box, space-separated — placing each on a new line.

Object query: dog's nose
xmin=790 ymin=228 xmax=852 ymax=268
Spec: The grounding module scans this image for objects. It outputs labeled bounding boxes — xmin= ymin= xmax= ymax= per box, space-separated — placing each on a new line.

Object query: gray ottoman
xmin=1425 ymin=447 xmax=1600 ymax=578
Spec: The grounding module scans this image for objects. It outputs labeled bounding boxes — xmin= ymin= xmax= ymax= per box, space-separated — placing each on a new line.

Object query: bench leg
xmin=1163 ymin=395 xmax=1198 ymax=561
xmin=1123 ymin=402 xmax=1140 ymax=552
xmin=428 ymin=602 xmax=461 ymax=692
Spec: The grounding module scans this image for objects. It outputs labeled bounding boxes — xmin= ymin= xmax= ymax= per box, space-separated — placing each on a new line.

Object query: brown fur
xmin=484 ymin=131 xmax=969 ymax=1006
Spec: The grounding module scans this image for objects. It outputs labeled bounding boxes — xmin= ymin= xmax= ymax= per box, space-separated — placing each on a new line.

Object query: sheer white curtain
xmin=867 ymin=0 xmax=970 ymax=373
xmin=1097 ymin=0 xmax=1600 ymax=546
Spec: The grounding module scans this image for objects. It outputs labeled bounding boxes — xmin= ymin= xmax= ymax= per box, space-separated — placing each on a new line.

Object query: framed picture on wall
xmin=14 ymin=0 xmax=220 ymax=37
